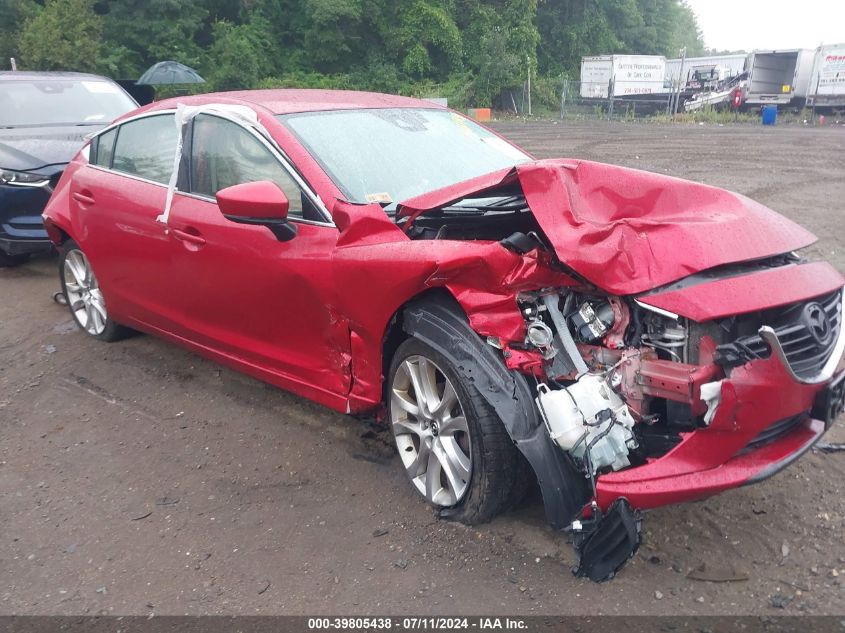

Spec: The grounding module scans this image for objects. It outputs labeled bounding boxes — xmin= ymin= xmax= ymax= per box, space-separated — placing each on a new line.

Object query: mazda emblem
xmin=803 ymin=302 xmax=833 ymax=347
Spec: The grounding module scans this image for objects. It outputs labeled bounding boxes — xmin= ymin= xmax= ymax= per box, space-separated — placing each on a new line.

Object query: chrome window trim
xmin=85 ymin=164 xmax=336 ymax=229
xmin=173 ymin=189 xmax=336 ymax=228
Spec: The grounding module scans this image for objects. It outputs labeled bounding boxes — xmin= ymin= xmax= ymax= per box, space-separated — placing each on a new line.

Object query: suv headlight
xmin=0 ymin=168 xmax=50 ymax=187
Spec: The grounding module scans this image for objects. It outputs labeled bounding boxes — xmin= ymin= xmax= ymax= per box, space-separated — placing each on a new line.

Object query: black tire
xmin=59 ymin=240 xmax=130 ymax=342
xmin=388 ymin=336 xmax=526 ymax=525
xmin=0 ymin=251 xmax=30 ymax=268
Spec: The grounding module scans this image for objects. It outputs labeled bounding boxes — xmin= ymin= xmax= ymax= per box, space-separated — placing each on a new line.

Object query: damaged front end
xmin=502 ymin=273 xmax=845 ymax=580
xmin=396 ymin=159 xmax=845 ymax=582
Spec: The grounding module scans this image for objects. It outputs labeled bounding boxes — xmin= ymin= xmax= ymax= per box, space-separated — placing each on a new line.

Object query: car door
xmin=69 ymin=113 xmax=182 ymax=330
xmin=166 ymin=113 xmax=349 ymax=399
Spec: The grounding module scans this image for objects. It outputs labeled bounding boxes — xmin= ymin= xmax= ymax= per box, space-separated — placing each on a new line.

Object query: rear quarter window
xmin=111 ymin=114 xmax=177 ymax=184
xmin=92 ymin=127 xmax=118 ymax=168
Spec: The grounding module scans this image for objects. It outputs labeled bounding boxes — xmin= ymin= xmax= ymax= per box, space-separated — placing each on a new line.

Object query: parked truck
xmin=664 ymin=54 xmax=747 ymax=91
xmin=806 ymin=43 xmax=845 ymax=109
xmin=742 ymin=49 xmax=815 ymax=106
xmin=579 ymin=55 xmax=666 ymax=99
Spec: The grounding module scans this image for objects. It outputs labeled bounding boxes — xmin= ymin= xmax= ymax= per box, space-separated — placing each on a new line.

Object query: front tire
xmin=388 ymin=337 xmax=524 ymax=524
xmin=59 ymin=240 xmax=128 ymax=342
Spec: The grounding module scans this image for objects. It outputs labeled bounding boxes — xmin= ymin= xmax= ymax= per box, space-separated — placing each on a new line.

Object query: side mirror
xmin=216 ymin=181 xmax=297 ymax=242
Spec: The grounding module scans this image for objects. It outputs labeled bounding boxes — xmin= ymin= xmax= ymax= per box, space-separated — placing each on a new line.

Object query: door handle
xmin=72 ymin=190 xmax=95 ymax=206
xmin=172 ymin=228 xmax=206 ymax=246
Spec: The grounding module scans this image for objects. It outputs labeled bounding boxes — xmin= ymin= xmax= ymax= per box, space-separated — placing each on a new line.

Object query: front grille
xmin=716 ymin=290 xmax=842 ymax=379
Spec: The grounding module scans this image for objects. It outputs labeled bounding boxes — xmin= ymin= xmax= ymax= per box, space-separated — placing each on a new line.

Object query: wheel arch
xmin=393 ymin=290 xmax=591 ymax=529
xmin=380 ymin=287 xmax=462 ymax=401
xmin=43 ymin=216 xmax=74 ymax=248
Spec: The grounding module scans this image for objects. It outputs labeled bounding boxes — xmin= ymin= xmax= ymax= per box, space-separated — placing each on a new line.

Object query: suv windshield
xmin=279 ymin=108 xmax=530 ymax=207
xmin=0 ymin=79 xmax=137 ymax=127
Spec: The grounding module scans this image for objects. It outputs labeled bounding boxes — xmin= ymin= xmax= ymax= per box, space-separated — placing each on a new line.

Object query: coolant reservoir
xmin=536 ymin=375 xmax=637 ymax=473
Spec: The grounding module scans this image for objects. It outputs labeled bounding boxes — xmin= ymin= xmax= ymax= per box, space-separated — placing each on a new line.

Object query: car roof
xmin=146 ymin=89 xmax=446 ymax=116
xmin=0 ymin=71 xmax=118 ymax=82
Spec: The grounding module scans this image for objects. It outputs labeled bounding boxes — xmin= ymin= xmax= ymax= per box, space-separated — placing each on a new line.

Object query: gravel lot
xmin=2 ymin=119 xmax=844 ymax=616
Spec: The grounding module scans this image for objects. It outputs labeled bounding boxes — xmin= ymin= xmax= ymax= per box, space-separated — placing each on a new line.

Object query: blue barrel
xmin=761 ymin=105 xmax=778 ymax=125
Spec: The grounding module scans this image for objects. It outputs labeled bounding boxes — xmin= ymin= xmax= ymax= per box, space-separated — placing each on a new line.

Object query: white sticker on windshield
xmin=365 ymin=192 xmax=393 ymax=204
xmin=82 ymin=81 xmax=116 ymax=94
xmin=480 ymin=136 xmax=528 ymax=161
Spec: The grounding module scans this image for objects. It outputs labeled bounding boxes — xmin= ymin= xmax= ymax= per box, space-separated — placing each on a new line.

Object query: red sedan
xmin=42 ymin=90 xmax=845 ymax=581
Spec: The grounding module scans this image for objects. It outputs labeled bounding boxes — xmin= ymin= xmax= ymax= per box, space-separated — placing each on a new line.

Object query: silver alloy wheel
xmin=391 ymin=354 xmax=472 ymax=506
xmin=63 ymin=249 xmax=107 ymax=336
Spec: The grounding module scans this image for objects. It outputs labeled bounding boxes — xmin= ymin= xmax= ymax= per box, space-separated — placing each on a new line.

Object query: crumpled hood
xmin=0 ymin=126 xmax=96 ymax=171
xmin=398 ymin=158 xmax=817 ymax=295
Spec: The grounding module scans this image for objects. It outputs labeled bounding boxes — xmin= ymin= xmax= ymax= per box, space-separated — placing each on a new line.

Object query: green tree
xmin=301 ymin=0 xmax=364 ymax=73
xmin=99 ymin=0 xmax=207 ymax=77
xmin=206 ymin=16 xmax=279 ymax=90
xmin=0 ymin=0 xmax=39 ymax=69
xmin=17 ymin=0 xmax=103 ymax=72
xmin=395 ymin=0 xmax=462 ymax=80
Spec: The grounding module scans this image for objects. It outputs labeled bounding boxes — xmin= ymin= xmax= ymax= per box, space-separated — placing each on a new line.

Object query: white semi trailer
xmin=806 ymin=43 xmax=845 ymax=109
xmin=579 ymin=55 xmax=666 ymax=99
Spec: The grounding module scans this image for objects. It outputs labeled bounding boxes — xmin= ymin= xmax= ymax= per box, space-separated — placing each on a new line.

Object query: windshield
xmin=279 ymin=108 xmax=530 ymax=207
xmin=0 ymin=79 xmax=137 ymax=127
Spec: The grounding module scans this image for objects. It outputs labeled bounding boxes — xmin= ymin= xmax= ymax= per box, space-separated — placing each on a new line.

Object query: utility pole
xmin=526 ymin=55 xmax=532 ymax=117
xmin=673 ymin=47 xmax=687 ymax=118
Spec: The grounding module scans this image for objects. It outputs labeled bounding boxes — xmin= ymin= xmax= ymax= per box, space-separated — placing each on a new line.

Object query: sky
xmin=686 ymin=0 xmax=845 ymax=51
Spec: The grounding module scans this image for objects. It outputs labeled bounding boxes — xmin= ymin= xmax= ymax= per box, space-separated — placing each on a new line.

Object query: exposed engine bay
xmin=401 ymin=198 xmax=844 ymax=580
xmin=394 ymin=166 xmax=845 ymax=581
xmin=516 ymin=288 xmax=690 ymax=481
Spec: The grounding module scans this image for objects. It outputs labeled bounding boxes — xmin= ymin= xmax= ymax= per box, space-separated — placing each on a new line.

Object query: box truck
xmin=743 ymin=49 xmax=815 ymax=106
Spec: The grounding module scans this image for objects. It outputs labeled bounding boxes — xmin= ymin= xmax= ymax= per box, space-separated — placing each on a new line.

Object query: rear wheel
xmin=388 ymin=337 xmax=524 ymax=524
xmin=59 ymin=240 xmax=128 ymax=341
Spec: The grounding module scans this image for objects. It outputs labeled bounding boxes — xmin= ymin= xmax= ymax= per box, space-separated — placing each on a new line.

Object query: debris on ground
xmin=687 ymin=562 xmax=749 ymax=582
xmin=812 ymin=442 xmax=845 ymax=454
xmin=130 ymin=511 xmax=152 ymax=521
xmin=257 ymin=580 xmax=271 ymax=595
xmin=769 ymin=594 xmax=792 ymax=609
xmin=372 ymin=527 xmax=389 ymax=537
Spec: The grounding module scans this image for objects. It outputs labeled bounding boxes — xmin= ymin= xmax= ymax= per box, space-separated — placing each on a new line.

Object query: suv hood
xmin=0 ymin=125 xmax=97 ymax=171
xmin=398 ymin=159 xmax=816 ymax=295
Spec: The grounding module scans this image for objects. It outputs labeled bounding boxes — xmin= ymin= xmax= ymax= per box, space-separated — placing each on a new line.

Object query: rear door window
xmin=111 ymin=114 xmax=177 ymax=184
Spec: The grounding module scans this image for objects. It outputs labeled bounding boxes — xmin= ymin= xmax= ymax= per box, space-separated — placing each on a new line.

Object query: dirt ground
xmin=2 ymin=120 xmax=845 ymax=616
